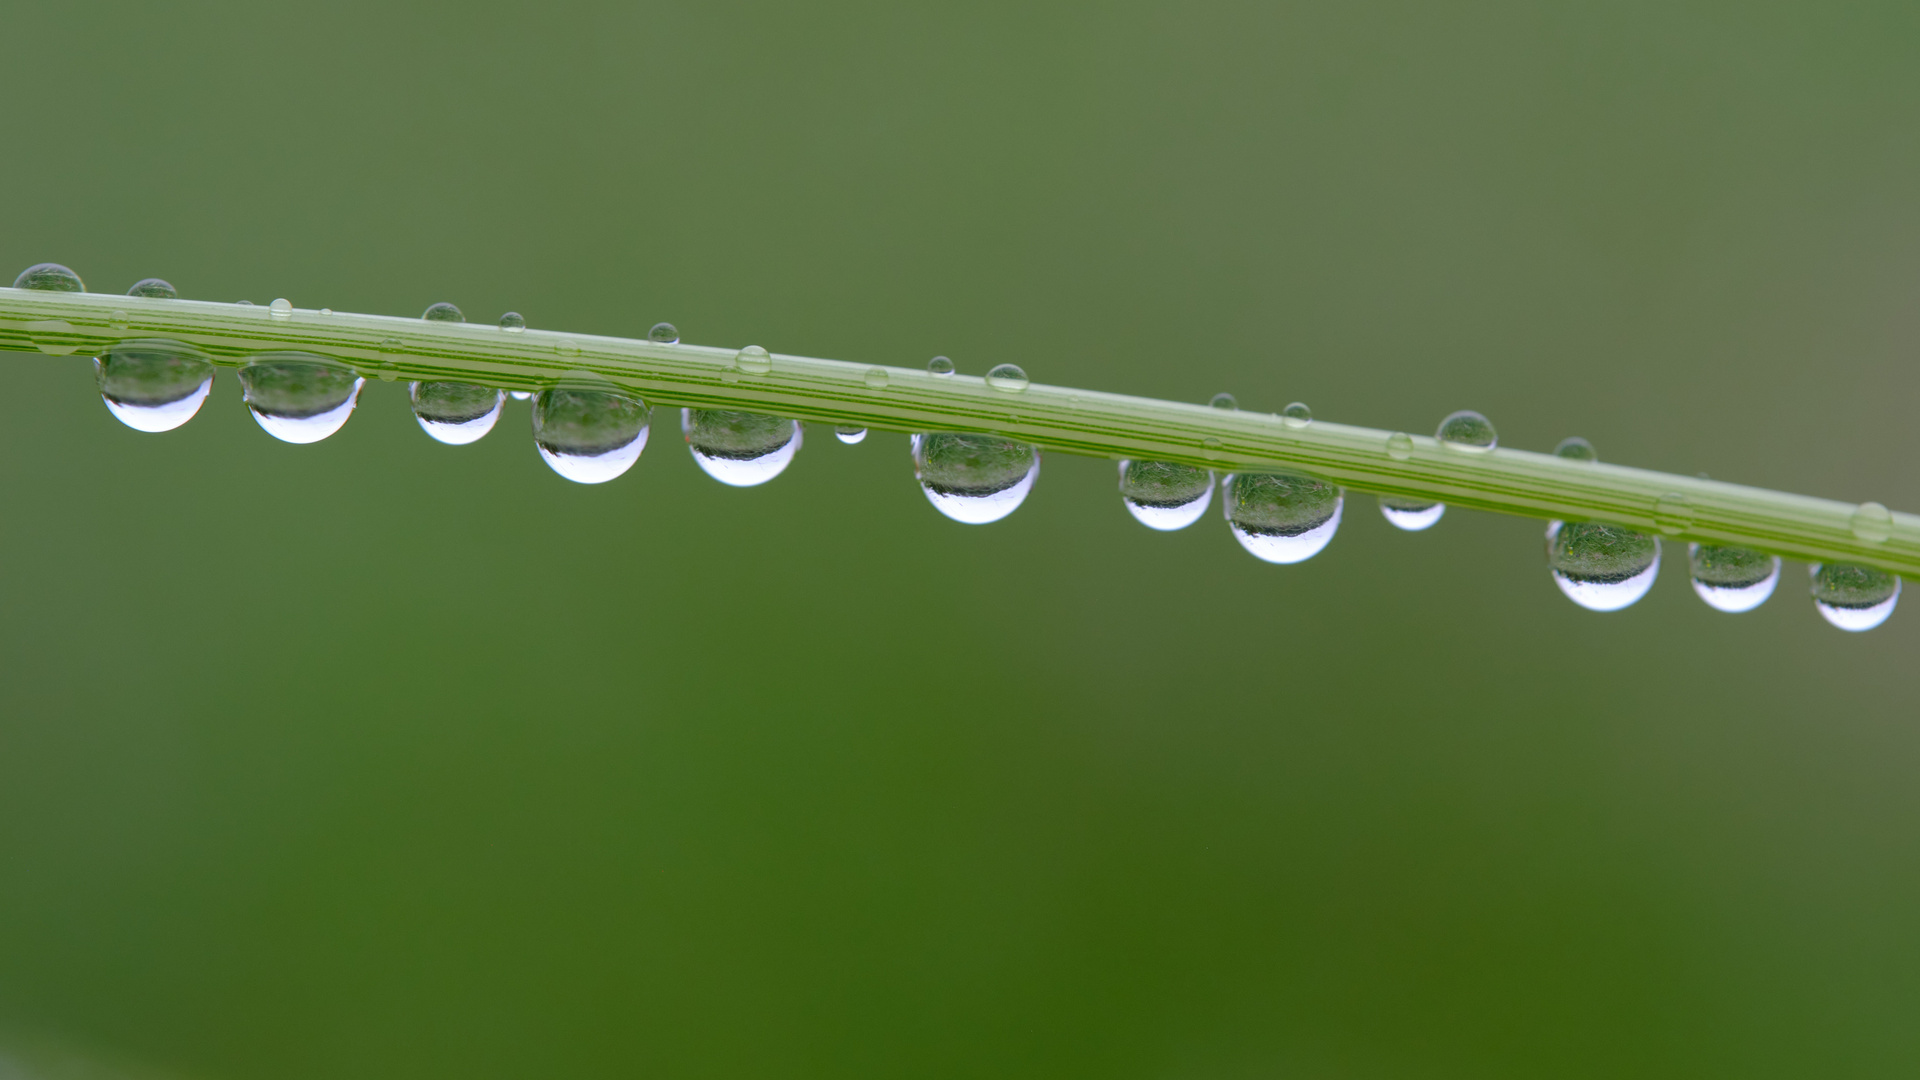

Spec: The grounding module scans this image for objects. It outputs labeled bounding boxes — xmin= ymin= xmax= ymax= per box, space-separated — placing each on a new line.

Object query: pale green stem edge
xmin=5 ymin=287 xmax=1915 ymax=577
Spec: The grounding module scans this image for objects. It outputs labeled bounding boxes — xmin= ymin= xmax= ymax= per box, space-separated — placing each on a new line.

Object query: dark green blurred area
xmin=3 ymin=2 xmax=1919 ymax=1077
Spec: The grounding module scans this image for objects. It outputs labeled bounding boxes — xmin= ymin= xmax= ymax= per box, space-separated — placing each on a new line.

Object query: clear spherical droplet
xmin=1436 ymin=410 xmax=1497 ymax=452
xmin=682 ymin=409 xmax=803 ymax=487
xmin=1653 ymin=492 xmax=1694 ymax=536
xmin=1553 ymin=436 xmax=1598 ymax=462
xmin=95 ymin=339 xmax=214 ymax=433
xmin=1118 ymin=460 xmax=1213 ymax=531
xmin=912 ymin=432 xmax=1039 ymax=524
xmin=1378 ymin=496 xmax=1445 ymax=532
xmin=1385 ymin=432 xmax=1414 ymax=460
xmin=1851 ymin=501 xmax=1895 ymax=544
xmin=834 ymin=425 xmax=868 ymax=444
xmin=410 ymin=381 xmax=505 ymax=445
xmin=1688 ymin=544 xmax=1780 ymax=613
xmin=735 ymin=345 xmax=772 ymax=374
xmin=499 ymin=311 xmax=526 ymax=333
xmin=109 ymin=310 xmax=130 ymax=329
xmin=986 ymin=363 xmax=1029 ymax=392
xmin=422 ymin=302 xmax=464 ymax=323
xmin=127 ymin=278 xmax=177 ymax=299
xmin=1809 ymin=562 xmax=1901 ymax=631
xmin=238 ymin=353 xmax=364 ymax=444
xmin=533 ymin=388 xmax=651 ymax=483
xmin=864 ymin=366 xmax=889 ymax=389
xmin=927 ymin=356 xmax=955 ymax=378
xmin=649 ymin=322 xmax=680 ymax=344
xmin=1546 ymin=521 xmax=1659 ymax=611
xmin=269 ymin=298 xmax=293 ymax=319
xmin=14 ymin=263 xmax=84 ymax=292
xmin=1280 ymin=402 xmax=1312 ymax=429
xmin=1209 ymin=392 xmax=1238 ymax=411
xmin=1222 ymin=473 xmax=1343 ymax=563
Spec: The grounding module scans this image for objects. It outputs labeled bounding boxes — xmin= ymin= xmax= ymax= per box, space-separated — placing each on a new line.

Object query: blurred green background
xmin=3 ymin=2 xmax=1919 ymax=1077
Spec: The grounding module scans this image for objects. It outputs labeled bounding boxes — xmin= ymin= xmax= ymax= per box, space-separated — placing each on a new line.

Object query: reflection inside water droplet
xmin=127 ymin=278 xmax=177 ymax=299
xmin=95 ymin=339 xmax=214 ymax=433
xmin=986 ymin=363 xmax=1029 ymax=392
xmin=1437 ymin=410 xmax=1497 ymax=452
xmin=682 ymin=409 xmax=802 ymax=487
xmin=1118 ymin=459 xmax=1213 ymax=531
xmin=533 ymin=387 xmax=651 ymax=483
xmin=834 ymin=426 xmax=868 ymax=444
xmin=1546 ymin=521 xmax=1659 ymax=611
xmin=239 ymin=353 xmax=364 ymax=444
xmin=1222 ymin=472 xmax=1343 ymax=563
xmin=649 ymin=322 xmax=680 ymax=344
xmin=1809 ymin=563 xmax=1901 ymax=632
xmin=14 ymin=263 xmax=84 ymax=291
xmin=410 ymin=381 xmax=505 ymax=445
xmin=912 ymin=432 xmax=1039 ymax=524
xmin=927 ymin=356 xmax=955 ymax=378
xmin=1688 ymin=544 xmax=1780 ymax=613
xmin=1378 ymin=496 xmax=1444 ymax=531
xmin=422 ymin=302 xmax=464 ymax=323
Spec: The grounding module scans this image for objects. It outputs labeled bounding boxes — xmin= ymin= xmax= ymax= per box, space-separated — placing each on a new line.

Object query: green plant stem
xmin=5 ymin=287 xmax=1915 ymax=576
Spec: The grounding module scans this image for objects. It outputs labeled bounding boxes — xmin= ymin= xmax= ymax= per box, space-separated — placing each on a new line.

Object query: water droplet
xmin=682 ymin=409 xmax=802 ymax=487
xmin=1118 ymin=459 xmax=1213 ymax=531
xmin=95 ymin=339 xmax=214 ymax=433
xmin=735 ymin=345 xmax=772 ymax=374
xmin=864 ymin=367 xmax=889 ymax=389
xmin=499 ymin=311 xmax=526 ymax=333
xmin=912 ymin=432 xmax=1039 ymax=524
xmin=509 ymin=390 xmax=533 ymax=401
xmin=1385 ymin=432 xmax=1414 ymax=460
xmin=1222 ymin=473 xmax=1343 ymax=563
xmin=126 ymin=278 xmax=176 ymax=299
xmin=269 ymin=298 xmax=293 ymax=319
xmin=235 ymin=299 xmax=254 ymax=306
xmin=986 ymin=363 xmax=1030 ymax=392
xmin=533 ymin=387 xmax=651 ymax=483
xmin=1209 ymin=392 xmax=1238 ymax=410
xmin=238 ymin=353 xmax=364 ymax=444
xmin=1201 ymin=436 xmax=1224 ymax=456
xmin=319 ymin=308 xmax=333 ymax=316
xmin=1280 ymin=402 xmax=1312 ymax=428
xmin=1809 ymin=562 xmax=1901 ymax=632
xmin=422 ymin=302 xmax=464 ymax=323
xmin=1378 ymin=496 xmax=1445 ymax=531
xmin=1653 ymin=492 xmax=1694 ymax=535
xmin=649 ymin=322 xmax=680 ymax=344
xmin=1436 ymin=410 xmax=1497 ymax=453
xmin=410 ymin=381 xmax=505 ymax=445
xmin=557 ymin=339 xmax=581 ymax=357
xmin=1553 ymin=436 xmax=1598 ymax=462
xmin=14 ymin=263 xmax=84 ymax=292
xmin=379 ymin=337 xmax=403 ymax=356
xmin=927 ymin=356 xmax=955 ymax=378
xmin=1546 ymin=521 xmax=1660 ymax=611
xmin=1851 ymin=501 xmax=1894 ymax=544
xmin=109 ymin=310 xmax=129 ymax=329
xmin=834 ymin=426 xmax=868 ymax=444
xmin=1688 ymin=544 xmax=1780 ymax=613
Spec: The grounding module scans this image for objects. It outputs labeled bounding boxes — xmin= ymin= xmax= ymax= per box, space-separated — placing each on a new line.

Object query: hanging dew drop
xmin=95 ymin=339 xmax=215 ymax=433
xmin=927 ymin=356 xmax=955 ymax=378
xmin=238 ymin=353 xmax=365 ymax=444
xmin=499 ymin=311 xmax=526 ymax=333
xmin=1436 ymin=410 xmax=1496 ymax=452
xmin=1280 ymin=402 xmax=1312 ymax=428
xmin=533 ymin=387 xmax=651 ymax=483
xmin=14 ymin=263 xmax=84 ymax=292
xmin=734 ymin=345 xmax=772 ymax=374
xmin=986 ymin=364 xmax=1029 ymax=392
xmin=509 ymin=390 xmax=532 ymax=401
xmin=912 ymin=432 xmax=1039 ymax=524
xmin=1851 ymin=501 xmax=1894 ymax=544
xmin=1688 ymin=544 xmax=1780 ymax=613
xmin=683 ymin=409 xmax=803 ymax=487
xmin=126 ymin=278 xmax=177 ymax=299
xmin=1554 ymin=437 xmax=1598 ymax=462
xmin=1809 ymin=563 xmax=1901 ymax=631
xmin=1221 ymin=473 xmax=1343 ymax=564
xmin=410 ymin=381 xmax=505 ymax=445
xmin=834 ymin=426 xmax=868 ymax=444
xmin=1209 ymin=392 xmax=1238 ymax=410
xmin=649 ymin=322 xmax=680 ymax=344
xmin=1118 ymin=460 xmax=1213 ymax=531
xmin=1546 ymin=521 xmax=1659 ymax=611
xmin=422 ymin=302 xmax=464 ymax=322
xmin=1378 ymin=496 xmax=1444 ymax=531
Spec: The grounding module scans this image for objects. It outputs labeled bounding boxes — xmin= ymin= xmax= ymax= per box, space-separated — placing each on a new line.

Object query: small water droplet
xmin=1851 ymin=501 xmax=1894 ymax=544
xmin=1688 ymin=544 xmax=1780 ymax=613
xmin=1653 ymin=492 xmax=1694 ymax=535
xmin=1378 ymin=496 xmax=1444 ymax=531
xmin=912 ymin=432 xmax=1039 ymax=524
xmin=1436 ymin=410 xmax=1497 ymax=452
xmin=238 ymin=353 xmax=364 ymax=444
xmin=533 ymin=387 xmax=651 ymax=483
xmin=509 ymin=390 xmax=533 ymax=401
xmin=649 ymin=322 xmax=680 ymax=344
xmin=1809 ymin=562 xmax=1901 ymax=631
xmin=235 ymin=300 xmax=255 ymax=307
xmin=1546 ymin=521 xmax=1659 ymax=611
xmin=269 ymin=298 xmax=293 ymax=319
xmin=1554 ymin=436 xmax=1598 ymax=462
xmin=109 ymin=310 xmax=129 ymax=329
xmin=834 ymin=425 xmax=868 ymax=444
xmin=1201 ymin=436 xmax=1224 ymax=457
xmin=95 ymin=339 xmax=214 ymax=433
xmin=379 ymin=337 xmax=403 ymax=359
xmin=1209 ymin=392 xmax=1238 ymax=410
xmin=1118 ymin=460 xmax=1213 ymax=531
xmin=557 ymin=339 xmax=581 ymax=357
xmin=735 ymin=345 xmax=772 ymax=374
xmin=927 ymin=356 xmax=955 ymax=378
xmin=1280 ymin=402 xmax=1312 ymax=429
xmin=127 ymin=278 xmax=176 ymax=299
xmin=864 ymin=367 xmax=889 ymax=389
xmin=319 ymin=308 xmax=333 ymax=316
xmin=14 ymin=263 xmax=84 ymax=292
xmin=1222 ymin=473 xmax=1343 ymax=563
xmin=410 ymin=381 xmax=504 ymax=445
xmin=422 ymin=302 xmax=464 ymax=323
xmin=1385 ymin=432 xmax=1414 ymax=460
xmin=986 ymin=363 xmax=1030 ymax=392
xmin=683 ymin=409 xmax=803 ymax=486
xmin=499 ymin=311 xmax=526 ymax=332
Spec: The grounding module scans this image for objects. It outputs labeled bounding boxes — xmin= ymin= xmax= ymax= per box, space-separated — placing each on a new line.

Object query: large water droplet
xmin=499 ymin=311 xmax=526 ymax=333
xmin=1688 ymin=544 xmax=1780 ymax=613
xmin=735 ymin=345 xmax=772 ymax=374
xmin=649 ymin=322 xmax=680 ymax=344
xmin=1436 ymin=410 xmax=1497 ymax=452
xmin=423 ymin=302 xmax=464 ymax=323
xmin=1221 ymin=472 xmax=1343 ymax=563
xmin=1385 ymin=432 xmax=1414 ymax=460
xmin=912 ymin=432 xmax=1039 ymax=524
xmin=834 ymin=425 xmax=868 ymax=444
xmin=127 ymin=278 xmax=177 ymax=299
xmin=986 ymin=363 xmax=1029 ymax=392
xmin=14 ymin=263 xmax=84 ymax=292
xmin=1809 ymin=563 xmax=1901 ymax=631
xmin=95 ymin=339 xmax=214 ymax=433
xmin=410 ymin=381 xmax=505 ymax=445
xmin=683 ymin=409 xmax=802 ymax=487
xmin=1553 ymin=437 xmax=1598 ymax=462
xmin=1378 ymin=496 xmax=1445 ymax=531
xmin=239 ymin=354 xmax=364 ymax=444
xmin=1851 ymin=501 xmax=1895 ymax=544
xmin=927 ymin=356 xmax=955 ymax=378
xmin=533 ymin=387 xmax=651 ymax=483
xmin=1209 ymin=392 xmax=1238 ymax=410
xmin=1280 ymin=402 xmax=1312 ymax=428
xmin=1118 ymin=459 xmax=1213 ymax=531
xmin=1546 ymin=521 xmax=1659 ymax=611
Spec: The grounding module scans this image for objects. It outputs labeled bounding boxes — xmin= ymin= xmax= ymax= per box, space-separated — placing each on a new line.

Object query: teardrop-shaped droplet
xmin=912 ymin=432 xmax=1039 ymax=524
xmin=985 ymin=363 xmax=1029 ymax=392
xmin=1688 ymin=544 xmax=1780 ymax=613
xmin=126 ymin=278 xmax=177 ymax=299
xmin=1553 ymin=436 xmax=1598 ymax=462
xmin=1436 ymin=410 xmax=1497 ymax=452
xmin=1809 ymin=563 xmax=1901 ymax=632
xmin=1385 ymin=432 xmax=1414 ymax=460
xmin=1851 ymin=501 xmax=1895 ymax=544
xmin=499 ymin=311 xmax=526 ymax=333
xmin=1209 ymin=392 xmax=1238 ymax=411
xmin=14 ymin=263 xmax=84 ymax=292
xmin=1378 ymin=496 xmax=1445 ymax=532
xmin=1546 ymin=521 xmax=1659 ymax=611
xmin=650 ymin=322 xmax=680 ymax=344
xmin=95 ymin=339 xmax=214 ymax=433
xmin=683 ymin=409 xmax=802 ymax=487
xmin=834 ymin=425 xmax=868 ymax=444
xmin=239 ymin=353 xmax=364 ymax=444
xmin=422 ymin=302 xmax=465 ymax=323
xmin=1280 ymin=402 xmax=1311 ymax=428
xmin=1118 ymin=459 xmax=1213 ymax=531
xmin=1221 ymin=472 xmax=1344 ymax=563
xmin=927 ymin=356 xmax=955 ymax=378
xmin=532 ymin=388 xmax=651 ymax=483
xmin=735 ymin=345 xmax=772 ymax=374
xmin=410 ymin=381 xmax=505 ymax=445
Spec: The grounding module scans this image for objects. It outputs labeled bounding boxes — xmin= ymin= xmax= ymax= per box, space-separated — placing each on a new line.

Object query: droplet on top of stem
xmin=15 ymin=263 xmax=84 ymax=291
xmin=1554 ymin=436 xmax=1597 ymax=462
xmin=499 ymin=311 xmax=527 ymax=332
xmin=1280 ymin=402 xmax=1311 ymax=428
xmin=649 ymin=322 xmax=679 ymax=344
xmin=422 ymin=302 xmax=464 ymax=322
xmin=986 ymin=363 xmax=1029 ymax=392
xmin=735 ymin=346 xmax=772 ymax=374
xmin=927 ymin=356 xmax=955 ymax=378
xmin=1437 ymin=410 xmax=1497 ymax=452
xmin=127 ymin=278 xmax=177 ymax=299
xmin=1209 ymin=392 xmax=1237 ymax=410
